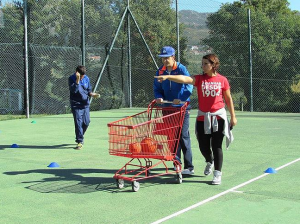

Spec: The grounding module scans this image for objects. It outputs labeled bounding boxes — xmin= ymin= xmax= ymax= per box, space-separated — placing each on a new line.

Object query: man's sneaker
xmin=212 ymin=170 xmax=222 ymax=185
xmin=204 ymin=162 xmax=214 ymax=176
xmin=181 ymin=169 xmax=194 ymax=175
xmin=75 ymin=142 xmax=83 ymax=150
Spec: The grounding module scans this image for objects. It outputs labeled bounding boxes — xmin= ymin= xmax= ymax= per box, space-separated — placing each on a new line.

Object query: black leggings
xmin=196 ymin=119 xmax=224 ymax=171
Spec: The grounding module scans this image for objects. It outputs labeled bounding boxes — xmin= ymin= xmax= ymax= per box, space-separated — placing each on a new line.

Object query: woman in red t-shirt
xmin=154 ymin=54 xmax=237 ymax=185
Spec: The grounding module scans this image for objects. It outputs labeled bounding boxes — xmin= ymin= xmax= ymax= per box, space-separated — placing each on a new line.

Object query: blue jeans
xmin=176 ymin=110 xmax=194 ymax=170
xmin=71 ymin=107 xmax=90 ymax=143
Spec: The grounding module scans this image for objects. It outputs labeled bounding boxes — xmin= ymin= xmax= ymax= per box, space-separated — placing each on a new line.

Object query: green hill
xmin=179 ymin=10 xmax=210 ymax=45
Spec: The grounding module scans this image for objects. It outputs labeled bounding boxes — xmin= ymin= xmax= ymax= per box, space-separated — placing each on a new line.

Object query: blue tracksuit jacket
xmin=68 ymin=73 xmax=92 ymax=108
xmin=154 ymin=62 xmax=193 ymax=107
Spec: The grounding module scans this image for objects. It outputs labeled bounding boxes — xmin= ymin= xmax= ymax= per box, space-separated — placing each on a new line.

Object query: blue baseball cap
xmin=158 ymin=46 xmax=175 ymax=58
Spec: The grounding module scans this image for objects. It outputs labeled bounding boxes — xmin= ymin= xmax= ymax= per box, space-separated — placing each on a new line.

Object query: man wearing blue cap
xmin=154 ymin=46 xmax=194 ymax=175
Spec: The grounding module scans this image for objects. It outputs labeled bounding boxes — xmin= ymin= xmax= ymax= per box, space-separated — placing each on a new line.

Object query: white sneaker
xmin=181 ymin=169 xmax=194 ymax=175
xmin=212 ymin=170 xmax=222 ymax=185
xmin=204 ymin=162 xmax=214 ymax=176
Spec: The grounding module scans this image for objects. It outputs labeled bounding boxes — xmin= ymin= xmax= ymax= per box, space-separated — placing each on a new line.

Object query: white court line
xmin=152 ymin=158 xmax=300 ymax=224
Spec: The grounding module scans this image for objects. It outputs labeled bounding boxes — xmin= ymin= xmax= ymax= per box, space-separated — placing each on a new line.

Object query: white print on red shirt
xmin=201 ymin=81 xmax=221 ymax=97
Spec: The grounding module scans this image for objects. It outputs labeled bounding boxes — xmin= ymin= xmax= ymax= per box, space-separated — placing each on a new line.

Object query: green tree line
xmin=0 ymin=0 xmax=187 ymax=113
xmin=0 ymin=0 xmax=299 ymax=114
xmin=203 ymin=0 xmax=300 ymax=112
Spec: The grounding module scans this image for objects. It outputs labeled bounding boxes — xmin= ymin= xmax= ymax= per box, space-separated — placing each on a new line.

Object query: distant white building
xmin=190 ymin=45 xmax=200 ymax=55
xmin=88 ymin=55 xmax=101 ymax=62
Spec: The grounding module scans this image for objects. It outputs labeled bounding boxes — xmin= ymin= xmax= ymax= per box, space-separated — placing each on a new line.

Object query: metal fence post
xmin=176 ymin=0 xmax=180 ymax=62
xmin=127 ymin=0 xmax=132 ymax=108
xmin=24 ymin=0 xmax=30 ymax=118
xmin=91 ymin=6 xmax=130 ymax=101
xmin=81 ymin=0 xmax=85 ymax=66
xmin=248 ymin=8 xmax=253 ymax=112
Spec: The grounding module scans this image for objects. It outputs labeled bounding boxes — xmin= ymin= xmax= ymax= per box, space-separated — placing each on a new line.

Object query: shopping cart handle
xmin=161 ymin=100 xmax=186 ymax=104
xmin=148 ymin=100 xmax=188 ymax=112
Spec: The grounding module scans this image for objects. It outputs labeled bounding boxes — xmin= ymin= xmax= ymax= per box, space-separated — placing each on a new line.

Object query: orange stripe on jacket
xmin=158 ymin=62 xmax=178 ymax=75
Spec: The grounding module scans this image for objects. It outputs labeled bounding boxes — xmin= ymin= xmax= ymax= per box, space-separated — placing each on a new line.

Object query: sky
xmin=288 ymin=0 xmax=300 ymax=10
xmin=176 ymin=0 xmax=300 ymax=13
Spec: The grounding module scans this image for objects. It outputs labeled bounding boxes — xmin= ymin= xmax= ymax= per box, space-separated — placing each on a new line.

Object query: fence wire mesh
xmin=0 ymin=0 xmax=299 ymax=115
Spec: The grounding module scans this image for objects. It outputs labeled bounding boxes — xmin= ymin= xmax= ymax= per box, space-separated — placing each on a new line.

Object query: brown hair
xmin=203 ymin=54 xmax=220 ymax=71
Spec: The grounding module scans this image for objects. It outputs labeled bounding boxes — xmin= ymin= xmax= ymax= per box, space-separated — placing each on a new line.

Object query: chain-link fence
xmin=0 ymin=0 xmax=299 ymax=115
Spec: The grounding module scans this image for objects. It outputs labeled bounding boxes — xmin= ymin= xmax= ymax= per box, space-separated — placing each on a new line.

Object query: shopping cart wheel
xmin=132 ymin=181 xmax=140 ymax=192
xmin=116 ymin=179 xmax=125 ymax=189
xmin=176 ymin=173 xmax=183 ymax=184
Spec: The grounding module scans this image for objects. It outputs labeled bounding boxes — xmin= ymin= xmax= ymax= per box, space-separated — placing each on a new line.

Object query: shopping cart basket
xmin=107 ymin=100 xmax=188 ymax=192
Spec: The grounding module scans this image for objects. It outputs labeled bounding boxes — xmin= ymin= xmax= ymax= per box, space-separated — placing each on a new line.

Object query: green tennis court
xmin=0 ymin=109 xmax=299 ymax=224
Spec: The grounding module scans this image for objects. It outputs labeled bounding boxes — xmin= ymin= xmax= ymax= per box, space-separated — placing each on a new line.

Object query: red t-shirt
xmin=194 ymin=73 xmax=230 ymax=121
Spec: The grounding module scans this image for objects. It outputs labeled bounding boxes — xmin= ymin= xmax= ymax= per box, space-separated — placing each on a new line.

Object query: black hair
xmin=76 ymin=65 xmax=86 ymax=76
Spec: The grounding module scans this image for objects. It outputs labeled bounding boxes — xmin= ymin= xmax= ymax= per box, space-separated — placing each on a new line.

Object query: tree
xmin=202 ymin=0 xmax=300 ymax=112
xmin=120 ymin=0 xmax=188 ymax=106
xmin=0 ymin=0 xmax=185 ymax=113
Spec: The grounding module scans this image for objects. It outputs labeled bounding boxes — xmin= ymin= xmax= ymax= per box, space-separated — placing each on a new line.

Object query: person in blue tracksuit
xmin=154 ymin=46 xmax=194 ymax=175
xmin=68 ymin=65 xmax=99 ymax=150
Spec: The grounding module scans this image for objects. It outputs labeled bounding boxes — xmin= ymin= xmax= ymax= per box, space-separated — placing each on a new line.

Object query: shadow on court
xmin=3 ymin=168 xmax=122 ymax=193
xmin=0 ymin=144 xmax=74 ymax=150
xmin=3 ymin=168 xmax=212 ymax=194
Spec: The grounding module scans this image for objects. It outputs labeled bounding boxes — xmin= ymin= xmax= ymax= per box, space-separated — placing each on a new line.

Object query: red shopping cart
xmin=107 ymin=100 xmax=188 ymax=192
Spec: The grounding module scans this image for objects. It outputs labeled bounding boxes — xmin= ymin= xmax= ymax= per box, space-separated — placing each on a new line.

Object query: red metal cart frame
xmin=107 ymin=100 xmax=188 ymax=192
